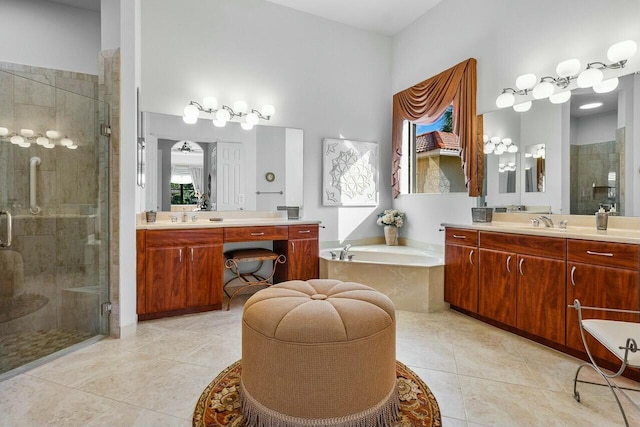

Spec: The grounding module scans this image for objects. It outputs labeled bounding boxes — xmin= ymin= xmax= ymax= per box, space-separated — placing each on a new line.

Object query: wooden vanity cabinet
xmin=479 ymin=232 xmax=566 ymax=344
xmin=139 ymin=229 xmax=223 ymax=319
xmin=566 ymin=239 xmax=640 ymax=363
xmin=274 ymin=224 xmax=319 ymax=282
xmin=444 ymin=228 xmax=479 ymax=313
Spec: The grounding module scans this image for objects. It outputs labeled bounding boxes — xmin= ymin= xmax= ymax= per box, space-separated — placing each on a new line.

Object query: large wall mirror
xmin=482 ymin=72 xmax=637 ymax=217
xmin=141 ymin=112 xmax=303 ymax=212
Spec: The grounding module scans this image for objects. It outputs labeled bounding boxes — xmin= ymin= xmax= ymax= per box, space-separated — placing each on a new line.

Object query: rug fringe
xmin=241 ymin=379 xmax=399 ymax=427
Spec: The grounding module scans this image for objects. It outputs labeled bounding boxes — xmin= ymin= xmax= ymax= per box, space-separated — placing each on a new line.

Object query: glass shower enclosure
xmin=0 ymin=66 xmax=110 ymax=376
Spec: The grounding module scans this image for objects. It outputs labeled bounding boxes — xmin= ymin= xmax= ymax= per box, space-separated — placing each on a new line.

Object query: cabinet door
xmin=287 ymin=238 xmax=319 ymax=281
xmin=567 ymin=262 xmax=639 ymax=362
xmin=479 ymin=249 xmax=516 ymax=327
xmin=186 ymin=244 xmax=224 ymax=308
xmin=444 ymin=244 xmax=478 ymax=312
xmin=517 ymin=255 xmax=566 ymax=344
xmin=146 ymin=246 xmax=187 ymax=312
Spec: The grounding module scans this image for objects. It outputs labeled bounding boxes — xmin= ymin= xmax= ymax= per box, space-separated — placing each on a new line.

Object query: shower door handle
xmin=0 ymin=210 xmax=12 ymax=247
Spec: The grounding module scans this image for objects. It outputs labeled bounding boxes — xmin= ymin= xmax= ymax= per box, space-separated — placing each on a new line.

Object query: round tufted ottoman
xmin=241 ymin=279 xmax=398 ymax=427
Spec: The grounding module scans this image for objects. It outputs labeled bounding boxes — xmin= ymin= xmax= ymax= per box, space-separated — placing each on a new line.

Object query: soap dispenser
xmin=595 ymin=207 xmax=608 ymax=230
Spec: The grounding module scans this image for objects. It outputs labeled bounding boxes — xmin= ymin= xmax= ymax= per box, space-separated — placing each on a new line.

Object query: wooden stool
xmin=223 ymin=248 xmax=286 ymax=310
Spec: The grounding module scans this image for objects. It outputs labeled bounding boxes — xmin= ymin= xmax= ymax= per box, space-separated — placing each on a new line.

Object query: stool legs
xmin=224 ymin=255 xmax=286 ymax=310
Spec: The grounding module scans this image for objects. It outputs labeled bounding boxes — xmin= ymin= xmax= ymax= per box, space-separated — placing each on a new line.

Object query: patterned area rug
xmin=193 ymin=360 xmax=441 ymax=427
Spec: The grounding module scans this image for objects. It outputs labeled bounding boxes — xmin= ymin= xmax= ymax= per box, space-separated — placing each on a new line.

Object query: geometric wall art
xmin=322 ymin=138 xmax=379 ymax=206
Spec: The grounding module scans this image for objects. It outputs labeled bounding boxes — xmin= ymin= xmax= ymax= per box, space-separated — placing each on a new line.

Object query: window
xmin=170 ymin=182 xmax=196 ymax=204
xmin=402 ymin=106 xmax=467 ymax=194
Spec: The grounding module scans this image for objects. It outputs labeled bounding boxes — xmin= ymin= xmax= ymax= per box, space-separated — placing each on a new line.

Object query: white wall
xmin=140 ymin=0 xmax=392 ymax=244
xmin=572 ymin=111 xmax=617 ymax=146
xmin=391 ymin=0 xmax=640 ymax=241
xmin=101 ymin=0 xmax=120 ymax=51
xmin=0 ymin=0 xmax=100 ymax=74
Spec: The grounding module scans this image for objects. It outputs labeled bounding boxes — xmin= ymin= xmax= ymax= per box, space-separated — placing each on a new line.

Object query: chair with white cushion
xmin=570 ymin=299 xmax=640 ymax=427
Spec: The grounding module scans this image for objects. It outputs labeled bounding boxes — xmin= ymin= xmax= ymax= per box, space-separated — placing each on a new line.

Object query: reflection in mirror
xmin=481 ymin=72 xmax=636 ymax=216
xmin=169 ymin=141 xmax=204 ymax=209
xmin=142 ymin=112 xmax=303 ymax=212
xmin=569 ymin=83 xmax=625 ymax=215
xmin=524 ymin=144 xmax=545 ymax=193
xmin=498 ymin=153 xmax=517 ymax=193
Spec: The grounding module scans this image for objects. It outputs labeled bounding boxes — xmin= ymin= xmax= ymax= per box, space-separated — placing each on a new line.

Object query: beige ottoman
xmin=241 ymin=279 xmax=398 ymax=427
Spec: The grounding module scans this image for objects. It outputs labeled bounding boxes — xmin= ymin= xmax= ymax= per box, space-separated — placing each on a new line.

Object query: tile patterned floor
xmin=0 ymin=300 xmax=638 ymax=427
xmin=0 ymin=328 xmax=94 ymax=375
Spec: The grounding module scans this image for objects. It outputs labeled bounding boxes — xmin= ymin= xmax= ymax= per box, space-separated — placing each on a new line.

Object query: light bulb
xmin=579 ymin=102 xmax=603 ymax=110
xmin=45 ymin=130 xmax=60 ymax=139
xmin=607 ymin=40 xmax=637 ymax=63
xmin=507 ymin=144 xmax=518 ymax=153
xmin=183 ymin=104 xmax=199 ymax=118
xmin=515 ymin=73 xmax=537 ymax=90
xmin=20 ymin=129 xmax=35 ymax=137
xmin=183 ymin=114 xmax=198 ymax=124
xmin=0 ymin=127 xmax=8 ymax=136
xmin=502 ymin=138 xmax=512 ymax=146
xmin=261 ymin=105 xmax=275 ymax=117
xmin=18 ymin=140 xmax=31 ymax=148
xmin=241 ymin=122 xmax=254 ymax=131
xmin=496 ymin=92 xmax=515 ymax=108
xmin=525 ymin=153 xmax=533 ymax=158
xmin=556 ymin=59 xmax=581 ymax=77
xmin=490 ymin=136 xmax=501 ymax=144
xmin=577 ymin=67 xmax=603 ymax=88
xmin=212 ymin=119 xmax=226 ymax=127
xmin=532 ymin=81 xmax=554 ymax=99
xmin=233 ymin=100 xmax=248 ymax=114
xmin=216 ymin=108 xmax=231 ymax=122
xmin=202 ymin=97 xmax=218 ymax=110
xmin=245 ymin=112 xmax=259 ymax=125
xmin=67 ymin=144 xmax=78 ymax=150
xmin=549 ymin=91 xmax=571 ymax=104
xmin=507 ymin=161 xmax=516 ymax=167
xmin=593 ymin=77 xmax=619 ymax=94
xmin=36 ymin=136 xmax=49 ymax=146
xmin=10 ymin=135 xmax=24 ymax=145
xmin=43 ymin=142 xmax=55 ymax=149
xmin=60 ymin=137 xmax=73 ymax=147
xmin=482 ymin=134 xmax=488 ymax=143
xmin=513 ymin=101 xmax=532 ymax=112
xmin=484 ymin=142 xmax=495 ymax=154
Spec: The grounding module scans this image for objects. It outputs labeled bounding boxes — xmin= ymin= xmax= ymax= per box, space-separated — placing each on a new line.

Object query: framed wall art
xmin=322 ymin=138 xmax=379 ymax=206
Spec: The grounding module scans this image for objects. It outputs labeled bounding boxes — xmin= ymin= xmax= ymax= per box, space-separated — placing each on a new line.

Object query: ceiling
xmin=265 ymin=0 xmax=444 ymax=36
xmin=47 ymin=0 xmax=100 ymax=11
xmin=45 ymin=0 xmax=444 ymax=36
xmin=570 ymin=88 xmax=619 ymax=118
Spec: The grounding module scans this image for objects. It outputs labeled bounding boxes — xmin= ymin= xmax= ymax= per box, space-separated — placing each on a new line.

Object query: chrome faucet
xmin=339 ymin=244 xmax=352 ymax=260
xmin=539 ymin=215 xmax=554 ymax=228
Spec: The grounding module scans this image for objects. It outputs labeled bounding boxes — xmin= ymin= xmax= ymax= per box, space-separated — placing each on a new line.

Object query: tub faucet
xmin=539 ymin=215 xmax=553 ymax=228
xmin=339 ymin=244 xmax=352 ymax=260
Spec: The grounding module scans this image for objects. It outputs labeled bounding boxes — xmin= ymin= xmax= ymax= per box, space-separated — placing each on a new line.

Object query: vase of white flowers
xmin=376 ymin=209 xmax=405 ymax=246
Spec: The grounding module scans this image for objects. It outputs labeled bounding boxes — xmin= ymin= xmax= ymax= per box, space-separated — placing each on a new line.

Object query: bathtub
xmin=319 ymin=245 xmax=447 ymax=313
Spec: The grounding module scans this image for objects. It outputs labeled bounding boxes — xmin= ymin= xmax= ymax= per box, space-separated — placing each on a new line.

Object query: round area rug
xmin=193 ymin=360 xmax=441 ymax=427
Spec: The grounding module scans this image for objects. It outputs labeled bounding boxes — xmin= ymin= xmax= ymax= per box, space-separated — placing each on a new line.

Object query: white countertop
xmin=443 ymin=213 xmax=640 ymax=245
xmin=136 ymin=210 xmax=321 ymax=230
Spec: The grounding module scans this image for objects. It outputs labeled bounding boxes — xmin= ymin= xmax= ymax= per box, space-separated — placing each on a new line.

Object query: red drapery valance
xmin=391 ymin=58 xmax=482 ymax=197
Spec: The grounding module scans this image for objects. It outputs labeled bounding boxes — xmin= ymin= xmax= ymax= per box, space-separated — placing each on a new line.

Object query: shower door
xmin=0 ymin=66 xmax=110 ymax=376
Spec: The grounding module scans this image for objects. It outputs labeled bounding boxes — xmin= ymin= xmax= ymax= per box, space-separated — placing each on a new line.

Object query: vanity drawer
xmin=568 ymin=239 xmax=639 ymax=270
xmin=145 ymin=229 xmax=223 ymax=247
xmin=289 ymin=224 xmax=319 ymax=239
xmin=224 ymin=226 xmax=289 ymax=242
xmin=480 ymin=231 xmax=566 ymax=259
xmin=445 ymin=228 xmax=478 ymax=246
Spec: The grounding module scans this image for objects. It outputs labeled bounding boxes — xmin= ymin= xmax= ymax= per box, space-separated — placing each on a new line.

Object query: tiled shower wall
xmin=0 ymin=61 xmax=109 ymax=337
xmin=569 ymin=128 xmax=625 ymax=215
xmin=99 ymin=49 xmax=121 ymax=338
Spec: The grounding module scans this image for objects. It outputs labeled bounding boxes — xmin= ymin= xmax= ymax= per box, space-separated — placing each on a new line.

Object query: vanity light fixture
xmin=496 ymin=40 xmax=637 ymax=111
xmin=483 ymin=135 xmax=518 ymax=155
xmin=0 ymin=127 xmax=74 ymax=149
xmin=183 ymin=97 xmax=275 ymax=130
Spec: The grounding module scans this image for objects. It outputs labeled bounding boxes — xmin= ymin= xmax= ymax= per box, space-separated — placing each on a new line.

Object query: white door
xmin=216 ymin=142 xmax=245 ymax=211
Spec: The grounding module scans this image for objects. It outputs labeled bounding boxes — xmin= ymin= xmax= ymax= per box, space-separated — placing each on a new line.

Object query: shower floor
xmin=0 ymin=328 xmax=94 ymax=375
